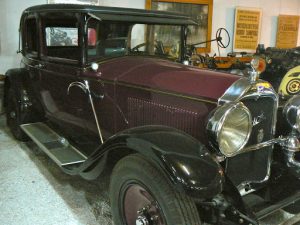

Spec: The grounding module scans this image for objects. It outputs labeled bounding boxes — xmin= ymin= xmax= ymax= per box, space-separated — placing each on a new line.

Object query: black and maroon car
xmin=4 ymin=4 xmax=300 ymax=225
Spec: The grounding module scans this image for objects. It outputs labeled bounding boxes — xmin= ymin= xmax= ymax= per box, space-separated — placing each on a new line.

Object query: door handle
xmin=35 ymin=63 xmax=45 ymax=69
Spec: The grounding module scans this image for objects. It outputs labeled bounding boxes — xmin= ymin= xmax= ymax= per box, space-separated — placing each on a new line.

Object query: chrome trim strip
xmin=218 ymin=77 xmax=251 ymax=105
xmin=84 ymin=80 xmax=104 ymax=144
xmin=67 ymin=80 xmax=104 ymax=144
xmin=243 ymin=137 xmax=285 ymax=152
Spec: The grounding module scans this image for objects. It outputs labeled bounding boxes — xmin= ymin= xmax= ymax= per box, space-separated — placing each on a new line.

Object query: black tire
xmin=110 ymin=154 xmax=202 ymax=225
xmin=6 ymin=87 xmax=29 ymax=141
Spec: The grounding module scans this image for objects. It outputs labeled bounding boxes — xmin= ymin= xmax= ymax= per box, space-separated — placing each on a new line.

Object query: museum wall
xmin=0 ymin=0 xmax=299 ymax=74
xmin=212 ymin=0 xmax=300 ymax=56
xmin=0 ymin=0 xmax=46 ymax=74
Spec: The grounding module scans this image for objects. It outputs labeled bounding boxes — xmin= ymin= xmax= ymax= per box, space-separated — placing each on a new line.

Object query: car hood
xmin=100 ymin=56 xmax=240 ymax=102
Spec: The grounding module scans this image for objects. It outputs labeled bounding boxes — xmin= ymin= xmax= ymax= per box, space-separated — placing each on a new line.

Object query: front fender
xmin=79 ymin=125 xmax=224 ymax=199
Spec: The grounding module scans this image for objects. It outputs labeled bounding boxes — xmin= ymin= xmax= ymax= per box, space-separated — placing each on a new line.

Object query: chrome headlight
xmin=283 ymin=95 xmax=300 ymax=132
xmin=207 ymin=102 xmax=252 ymax=157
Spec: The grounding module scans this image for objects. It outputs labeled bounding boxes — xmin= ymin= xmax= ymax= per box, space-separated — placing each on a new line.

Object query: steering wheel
xmin=216 ymin=28 xmax=230 ymax=48
xmin=131 ymin=41 xmax=165 ymax=55
xmin=131 ymin=42 xmax=147 ymax=52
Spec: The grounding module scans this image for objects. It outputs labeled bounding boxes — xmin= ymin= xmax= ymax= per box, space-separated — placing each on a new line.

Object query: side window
xmin=24 ymin=17 xmax=38 ymax=55
xmin=42 ymin=15 xmax=79 ymax=62
xmin=87 ymin=19 xmax=129 ymax=61
xmin=45 ymin=27 xmax=78 ymax=47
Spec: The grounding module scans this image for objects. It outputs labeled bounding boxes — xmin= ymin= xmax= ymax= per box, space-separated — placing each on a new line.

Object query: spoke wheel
xmin=110 ymin=154 xmax=202 ymax=225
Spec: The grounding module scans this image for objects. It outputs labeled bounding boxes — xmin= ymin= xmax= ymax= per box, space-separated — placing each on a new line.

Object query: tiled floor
xmin=0 ymin=114 xmax=298 ymax=225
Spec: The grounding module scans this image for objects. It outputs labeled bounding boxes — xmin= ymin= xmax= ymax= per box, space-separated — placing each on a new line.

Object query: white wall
xmin=212 ymin=0 xmax=300 ymax=56
xmin=0 ymin=0 xmax=46 ymax=74
xmin=99 ymin=0 xmax=145 ymax=9
xmin=0 ymin=0 xmax=299 ymax=74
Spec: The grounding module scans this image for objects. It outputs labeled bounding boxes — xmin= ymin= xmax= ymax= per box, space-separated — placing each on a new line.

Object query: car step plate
xmin=21 ymin=122 xmax=87 ymax=166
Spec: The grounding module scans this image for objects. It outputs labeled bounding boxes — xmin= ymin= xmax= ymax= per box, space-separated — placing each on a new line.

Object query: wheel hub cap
xmin=124 ymin=184 xmax=166 ymax=225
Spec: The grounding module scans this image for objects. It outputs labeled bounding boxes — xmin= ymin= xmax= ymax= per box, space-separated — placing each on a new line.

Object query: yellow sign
xmin=276 ymin=15 xmax=299 ymax=49
xmin=233 ymin=7 xmax=262 ymax=51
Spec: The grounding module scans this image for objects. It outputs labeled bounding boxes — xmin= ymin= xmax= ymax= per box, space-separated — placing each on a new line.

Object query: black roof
xmin=24 ymin=4 xmax=197 ymax=25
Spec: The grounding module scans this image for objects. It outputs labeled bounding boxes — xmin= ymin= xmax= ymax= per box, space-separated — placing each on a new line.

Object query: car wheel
xmin=6 ymin=87 xmax=28 ymax=141
xmin=110 ymin=154 xmax=202 ymax=225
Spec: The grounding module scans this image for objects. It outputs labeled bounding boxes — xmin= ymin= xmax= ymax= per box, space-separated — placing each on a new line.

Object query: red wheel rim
xmin=123 ymin=184 xmax=166 ymax=225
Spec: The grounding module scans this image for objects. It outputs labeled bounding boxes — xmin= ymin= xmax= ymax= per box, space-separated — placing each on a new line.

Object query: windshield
xmin=87 ymin=19 xmax=182 ymax=62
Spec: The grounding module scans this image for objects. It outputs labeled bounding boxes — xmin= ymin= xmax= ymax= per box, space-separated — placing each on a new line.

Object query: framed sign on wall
xmin=276 ymin=15 xmax=299 ymax=49
xmin=146 ymin=0 xmax=213 ymax=53
xmin=233 ymin=7 xmax=262 ymax=52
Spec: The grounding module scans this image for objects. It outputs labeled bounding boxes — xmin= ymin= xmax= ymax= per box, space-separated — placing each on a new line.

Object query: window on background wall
xmin=146 ymin=0 xmax=213 ymax=53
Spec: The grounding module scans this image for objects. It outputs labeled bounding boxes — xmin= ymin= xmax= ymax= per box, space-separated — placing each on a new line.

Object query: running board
xmin=21 ymin=122 xmax=87 ymax=167
xmin=255 ymin=191 xmax=300 ymax=220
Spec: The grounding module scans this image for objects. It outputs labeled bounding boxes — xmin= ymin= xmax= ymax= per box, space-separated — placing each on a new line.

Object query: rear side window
xmin=45 ymin=27 xmax=78 ymax=47
xmin=24 ymin=17 xmax=38 ymax=55
xmin=42 ymin=14 xmax=80 ymax=62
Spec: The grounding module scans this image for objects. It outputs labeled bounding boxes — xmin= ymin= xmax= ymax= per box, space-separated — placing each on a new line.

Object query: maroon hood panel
xmin=100 ymin=56 xmax=240 ymax=101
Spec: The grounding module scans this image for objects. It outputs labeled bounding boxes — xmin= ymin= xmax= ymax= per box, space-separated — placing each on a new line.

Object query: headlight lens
xmin=207 ymin=102 xmax=252 ymax=157
xmin=283 ymin=95 xmax=300 ymax=132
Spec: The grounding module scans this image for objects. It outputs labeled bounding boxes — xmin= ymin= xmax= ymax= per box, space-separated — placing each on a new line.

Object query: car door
xmin=36 ymin=12 xmax=116 ymax=151
xmin=36 ymin=12 xmax=99 ymax=142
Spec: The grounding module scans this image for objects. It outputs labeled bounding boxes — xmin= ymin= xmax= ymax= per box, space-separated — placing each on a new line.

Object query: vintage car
xmin=4 ymin=4 xmax=300 ymax=225
xmin=258 ymin=46 xmax=300 ymax=97
xmin=279 ymin=65 xmax=300 ymax=97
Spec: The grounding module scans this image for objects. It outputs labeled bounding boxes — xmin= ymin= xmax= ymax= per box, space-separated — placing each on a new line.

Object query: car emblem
xmin=257 ymin=85 xmax=264 ymax=93
xmin=257 ymin=129 xmax=264 ymax=143
xmin=252 ymin=112 xmax=266 ymax=126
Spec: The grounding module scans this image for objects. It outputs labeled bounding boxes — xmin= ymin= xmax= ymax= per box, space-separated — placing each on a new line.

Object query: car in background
xmin=258 ymin=46 xmax=300 ymax=97
xmin=4 ymin=4 xmax=300 ymax=225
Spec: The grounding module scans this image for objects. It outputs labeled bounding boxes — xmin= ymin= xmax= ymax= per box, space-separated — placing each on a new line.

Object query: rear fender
xmin=4 ymin=68 xmax=44 ymax=121
xmin=4 ymin=68 xmax=30 ymax=107
xmin=79 ymin=125 xmax=224 ymax=199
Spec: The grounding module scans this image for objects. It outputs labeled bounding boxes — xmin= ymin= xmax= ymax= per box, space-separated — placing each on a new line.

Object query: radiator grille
xmin=244 ymin=97 xmax=274 ymax=145
xmin=226 ymin=96 xmax=276 ymax=186
xmin=127 ymin=97 xmax=199 ymax=137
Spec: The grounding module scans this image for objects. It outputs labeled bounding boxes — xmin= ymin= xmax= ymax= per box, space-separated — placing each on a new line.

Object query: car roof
xmin=24 ymin=4 xmax=197 ymax=25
